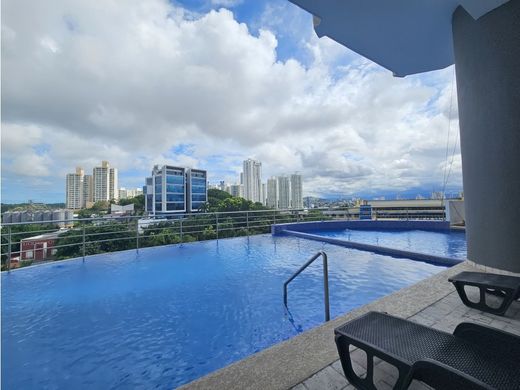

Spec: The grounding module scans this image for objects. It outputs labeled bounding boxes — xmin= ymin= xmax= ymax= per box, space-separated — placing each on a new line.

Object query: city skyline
xmin=215 ymin=159 xmax=304 ymax=209
xmin=2 ymin=0 xmax=463 ymax=204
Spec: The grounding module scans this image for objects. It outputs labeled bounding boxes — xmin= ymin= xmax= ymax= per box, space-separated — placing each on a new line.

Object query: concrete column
xmin=452 ymin=0 xmax=520 ymax=272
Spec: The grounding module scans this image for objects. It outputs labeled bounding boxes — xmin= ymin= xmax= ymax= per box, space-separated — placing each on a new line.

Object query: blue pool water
xmin=306 ymin=229 xmax=467 ymax=259
xmin=2 ymin=235 xmax=447 ymax=389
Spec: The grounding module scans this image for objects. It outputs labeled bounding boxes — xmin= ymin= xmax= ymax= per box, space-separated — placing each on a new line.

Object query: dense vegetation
xmin=76 ymin=195 xmax=146 ymax=218
xmin=204 ymin=189 xmax=267 ymax=212
xmin=1 ymin=203 xmax=65 ymax=213
xmin=118 ymin=194 xmax=145 ymax=214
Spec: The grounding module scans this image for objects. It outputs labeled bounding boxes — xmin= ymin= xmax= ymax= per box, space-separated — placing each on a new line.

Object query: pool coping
xmin=271 ymin=219 xmax=452 ymax=235
xmin=179 ymin=261 xmax=474 ymax=390
xmin=281 ymin=230 xmax=462 ymax=267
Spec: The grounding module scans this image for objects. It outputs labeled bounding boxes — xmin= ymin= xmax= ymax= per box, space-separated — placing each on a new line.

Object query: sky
xmin=1 ymin=0 xmax=462 ymax=203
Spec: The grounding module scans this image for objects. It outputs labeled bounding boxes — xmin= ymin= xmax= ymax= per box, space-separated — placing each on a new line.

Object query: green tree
xmin=208 ymin=188 xmax=232 ymax=201
xmin=118 ymin=194 xmax=145 ymax=215
xmin=55 ymin=223 xmax=135 ymax=259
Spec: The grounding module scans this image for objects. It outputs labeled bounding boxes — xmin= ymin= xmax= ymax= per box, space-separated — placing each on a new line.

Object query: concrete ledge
xmin=180 ymin=262 xmax=475 ymax=390
xmin=271 ymin=220 xmax=451 ymax=235
xmin=282 ymin=230 xmax=462 ymax=267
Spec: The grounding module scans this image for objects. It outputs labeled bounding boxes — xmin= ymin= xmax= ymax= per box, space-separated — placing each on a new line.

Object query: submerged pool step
xmin=282 ymin=230 xmax=462 ymax=267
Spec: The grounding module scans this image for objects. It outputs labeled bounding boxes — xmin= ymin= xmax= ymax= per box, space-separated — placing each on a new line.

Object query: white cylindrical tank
xmin=43 ymin=211 xmax=53 ymax=222
xmin=2 ymin=212 xmax=12 ymax=224
xmin=65 ymin=210 xmax=74 ymax=227
xmin=53 ymin=210 xmax=66 ymax=228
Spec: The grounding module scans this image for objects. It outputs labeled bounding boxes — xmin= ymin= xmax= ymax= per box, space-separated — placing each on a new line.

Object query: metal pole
xmin=136 ymin=221 xmax=139 ymax=253
xmin=82 ymin=226 xmax=86 ymax=261
xmin=180 ymin=218 xmax=183 ymax=243
xmin=7 ymin=226 xmax=12 ymax=271
xmin=216 ymin=213 xmax=219 ymax=240
xmin=273 ymin=209 xmax=276 ymax=225
xmin=322 ymin=252 xmax=330 ymax=322
xmin=283 ymin=251 xmax=330 ymax=322
xmin=246 ymin=211 xmax=249 ymax=235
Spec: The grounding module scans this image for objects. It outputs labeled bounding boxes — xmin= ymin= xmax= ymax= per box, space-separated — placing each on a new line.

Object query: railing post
xmin=406 ymin=208 xmax=409 ymax=220
xmin=180 ymin=218 xmax=183 ymax=243
xmin=135 ymin=221 xmax=139 ymax=253
xmin=82 ymin=226 xmax=86 ymax=261
xmin=216 ymin=213 xmax=219 ymax=240
xmin=7 ymin=226 xmax=12 ymax=271
xmin=322 ymin=252 xmax=330 ymax=322
xmin=246 ymin=211 xmax=249 ymax=235
xmin=273 ymin=209 xmax=276 ymax=225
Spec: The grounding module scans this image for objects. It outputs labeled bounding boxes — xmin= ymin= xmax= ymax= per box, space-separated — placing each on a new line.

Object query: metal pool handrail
xmin=283 ymin=251 xmax=330 ymax=322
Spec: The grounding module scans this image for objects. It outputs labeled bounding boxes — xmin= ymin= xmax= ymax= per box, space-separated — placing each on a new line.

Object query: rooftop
xmin=180 ymin=261 xmax=520 ymax=389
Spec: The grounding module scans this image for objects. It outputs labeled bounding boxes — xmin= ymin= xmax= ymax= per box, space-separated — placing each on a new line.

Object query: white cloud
xmin=1 ymin=0 xmax=461 ymax=202
xmin=210 ymin=0 xmax=243 ymax=7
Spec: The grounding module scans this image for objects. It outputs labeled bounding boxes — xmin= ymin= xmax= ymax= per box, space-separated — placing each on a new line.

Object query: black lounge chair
xmin=448 ymin=271 xmax=520 ymax=315
xmin=334 ymin=311 xmax=520 ymax=390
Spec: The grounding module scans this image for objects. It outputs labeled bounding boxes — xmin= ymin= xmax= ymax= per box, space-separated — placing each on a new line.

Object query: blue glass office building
xmin=144 ymin=165 xmax=207 ymax=216
xmin=187 ymin=169 xmax=207 ymax=212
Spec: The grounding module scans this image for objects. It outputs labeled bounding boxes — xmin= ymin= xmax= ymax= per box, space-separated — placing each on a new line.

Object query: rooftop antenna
xmin=441 ymin=68 xmax=457 ymax=207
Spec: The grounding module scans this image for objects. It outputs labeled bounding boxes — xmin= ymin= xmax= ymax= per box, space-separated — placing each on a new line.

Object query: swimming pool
xmin=305 ymin=228 xmax=467 ymax=259
xmin=2 ymin=234 xmax=447 ymax=389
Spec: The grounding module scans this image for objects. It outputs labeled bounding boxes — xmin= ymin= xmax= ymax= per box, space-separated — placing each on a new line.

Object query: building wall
xmin=187 ymin=169 xmax=207 ymax=212
xmin=109 ymin=168 xmax=118 ymax=201
xmin=21 ymin=238 xmax=57 ymax=261
xmin=83 ymin=174 xmax=93 ymax=207
xmin=92 ymin=161 xmax=118 ymax=202
xmin=243 ymin=159 xmax=262 ymax=203
xmin=147 ymin=165 xmax=187 ymax=215
xmin=66 ymin=168 xmax=83 ymax=209
xmin=290 ymin=174 xmax=303 ymax=209
xmin=93 ymin=163 xmax=109 ymax=202
xmin=229 ymin=184 xmax=243 ymax=198
xmin=277 ymin=176 xmax=290 ymax=209
xmin=266 ymin=177 xmax=278 ymax=209
xmin=144 ymin=177 xmax=153 ymax=213
xmin=453 ymin=1 xmax=520 ymax=272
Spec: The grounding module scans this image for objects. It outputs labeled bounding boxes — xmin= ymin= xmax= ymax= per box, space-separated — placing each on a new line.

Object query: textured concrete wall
xmin=445 ymin=200 xmax=465 ymax=225
xmin=452 ymin=1 xmax=520 ymax=272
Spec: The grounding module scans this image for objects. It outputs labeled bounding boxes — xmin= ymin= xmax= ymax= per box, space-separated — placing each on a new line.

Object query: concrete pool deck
xmin=180 ymin=261 xmax=520 ymax=390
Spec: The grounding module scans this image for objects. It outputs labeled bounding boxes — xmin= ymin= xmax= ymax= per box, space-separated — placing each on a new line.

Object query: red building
xmin=20 ymin=232 xmax=62 ymax=262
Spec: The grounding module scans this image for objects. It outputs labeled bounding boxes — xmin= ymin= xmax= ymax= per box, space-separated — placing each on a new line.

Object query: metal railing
xmin=0 ymin=209 xmax=328 ymax=271
xmin=283 ymin=251 xmax=330 ymax=322
xmin=0 ymin=206 xmax=447 ymax=271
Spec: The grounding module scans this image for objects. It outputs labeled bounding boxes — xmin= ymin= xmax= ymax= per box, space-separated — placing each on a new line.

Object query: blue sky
xmin=1 ymin=0 xmax=462 ymax=203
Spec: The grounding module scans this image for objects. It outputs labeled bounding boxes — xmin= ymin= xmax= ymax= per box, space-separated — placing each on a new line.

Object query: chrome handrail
xmin=283 ymin=251 xmax=330 ymax=322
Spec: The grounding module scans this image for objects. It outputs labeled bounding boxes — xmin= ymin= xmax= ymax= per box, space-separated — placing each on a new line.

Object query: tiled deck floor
xmin=293 ymin=290 xmax=520 ymax=390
